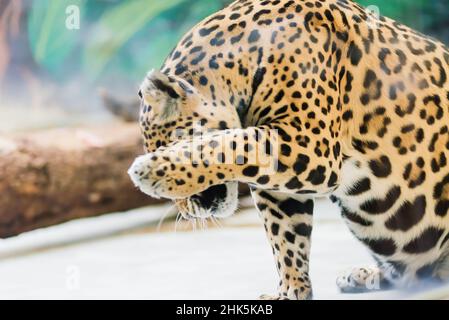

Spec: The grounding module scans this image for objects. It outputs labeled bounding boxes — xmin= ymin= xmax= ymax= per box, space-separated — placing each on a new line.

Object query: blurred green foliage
xmin=28 ymin=0 xmax=85 ymax=76
xmin=82 ymin=0 xmax=187 ymax=78
xmin=27 ymin=0 xmax=231 ymax=84
xmin=26 ymin=0 xmax=449 ymax=85
xmin=357 ymin=0 xmax=449 ymax=36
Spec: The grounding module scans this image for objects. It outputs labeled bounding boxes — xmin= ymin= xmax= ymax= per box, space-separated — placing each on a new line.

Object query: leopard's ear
xmin=139 ymin=70 xmax=194 ymax=119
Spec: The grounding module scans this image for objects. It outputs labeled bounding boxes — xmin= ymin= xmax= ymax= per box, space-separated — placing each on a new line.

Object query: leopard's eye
xmin=138 ymin=90 xmax=143 ymax=99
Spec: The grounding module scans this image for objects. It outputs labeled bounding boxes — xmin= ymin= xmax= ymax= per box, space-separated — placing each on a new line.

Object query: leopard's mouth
xmin=175 ymin=182 xmax=239 ymax=220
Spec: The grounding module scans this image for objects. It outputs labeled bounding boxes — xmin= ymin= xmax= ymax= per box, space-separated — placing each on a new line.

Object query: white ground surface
xmin=0 ymin=198 xmax=445 ymax=300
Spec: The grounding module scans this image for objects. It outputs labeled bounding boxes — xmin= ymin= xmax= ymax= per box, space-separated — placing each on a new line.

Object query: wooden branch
xmin=0 ymin=124 xmax=162 ymax=238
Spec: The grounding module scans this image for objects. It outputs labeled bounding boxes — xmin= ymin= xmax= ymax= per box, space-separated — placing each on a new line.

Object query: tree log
xmin=0 ymin=124 xmax=163 ymax=238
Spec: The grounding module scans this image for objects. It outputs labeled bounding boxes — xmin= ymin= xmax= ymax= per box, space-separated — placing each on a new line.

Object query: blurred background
xmin=1 ymin=0 xmax=449 ymax=300
xmin=1 ymin=0 xmax=449 ymax=132
xmin=0 ymin=0 xmax=233 ymax=131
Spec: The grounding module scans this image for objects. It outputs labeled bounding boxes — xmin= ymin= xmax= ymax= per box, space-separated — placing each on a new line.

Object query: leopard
xmin=128 ymin=0 xmax=449 ymax=299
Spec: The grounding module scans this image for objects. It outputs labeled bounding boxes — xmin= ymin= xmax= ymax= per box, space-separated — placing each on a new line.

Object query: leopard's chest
xmin=331 ymin=157 xmax=445 ymax=277
xmin=332 ymin=157 xmax=394 ymax=237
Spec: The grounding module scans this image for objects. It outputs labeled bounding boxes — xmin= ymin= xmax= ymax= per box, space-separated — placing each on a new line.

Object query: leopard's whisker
xmin=214 ymin=214 xmax=223 ymax=228
xmin=174 ymin=212 xmax=180 ymax=233
xmin=210 ymin=216 xmax=218 ymax=228
xmin=184 ymin=200 xmax=196 ymax=232
xmin=190 ymin=217 xmax=196 ymax=232
xmin=157 ymin=204 xmax=175 ymax=232
xmin=211 ymin=216 xmax=222 ymax=229
xmin=174 ymin=211 xmax=183 ymax=233
xmin=201 ymin=216 xmax=208 ymax=231
xmin=198 ymin=217 xmax=203 ymax=231
xmin=194 ymin=203 xmax=206 ymax=231
xmin=198 ymin=207 xmax=206 ymax=230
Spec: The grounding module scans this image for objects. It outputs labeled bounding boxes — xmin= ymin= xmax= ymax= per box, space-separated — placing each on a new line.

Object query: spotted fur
xmin=128 ymin=0 xmax=449 ymax=299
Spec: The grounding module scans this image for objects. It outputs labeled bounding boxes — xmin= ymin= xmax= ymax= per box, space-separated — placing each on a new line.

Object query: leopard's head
xmin=129 ymin=70 xmax=241 ymax=220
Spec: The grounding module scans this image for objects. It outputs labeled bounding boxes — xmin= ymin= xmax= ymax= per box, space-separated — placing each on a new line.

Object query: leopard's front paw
xmin=128 ymin=153 xmax=166 ymax=198
xmin=128 ymin=152 xmax=199 ymax=199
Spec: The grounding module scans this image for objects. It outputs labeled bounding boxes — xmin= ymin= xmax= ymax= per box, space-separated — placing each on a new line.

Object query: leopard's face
xmin=129 ymin=70 xmax=240 ymax=219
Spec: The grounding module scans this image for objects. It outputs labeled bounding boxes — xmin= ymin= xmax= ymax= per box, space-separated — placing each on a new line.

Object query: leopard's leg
xmin=129 ymin=125 xmax=342 ymax=199
xmin=336 ymin=266 xmax=392 ymax=293
xmin=129 ymin=125 xmax=341 ymax=300
xmin=252 ymin=189 xmax=314 ymax=300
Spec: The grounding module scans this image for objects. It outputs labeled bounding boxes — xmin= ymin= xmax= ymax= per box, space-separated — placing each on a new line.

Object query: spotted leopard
xmin=128 ymin=0 xmax=449 ymax=299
